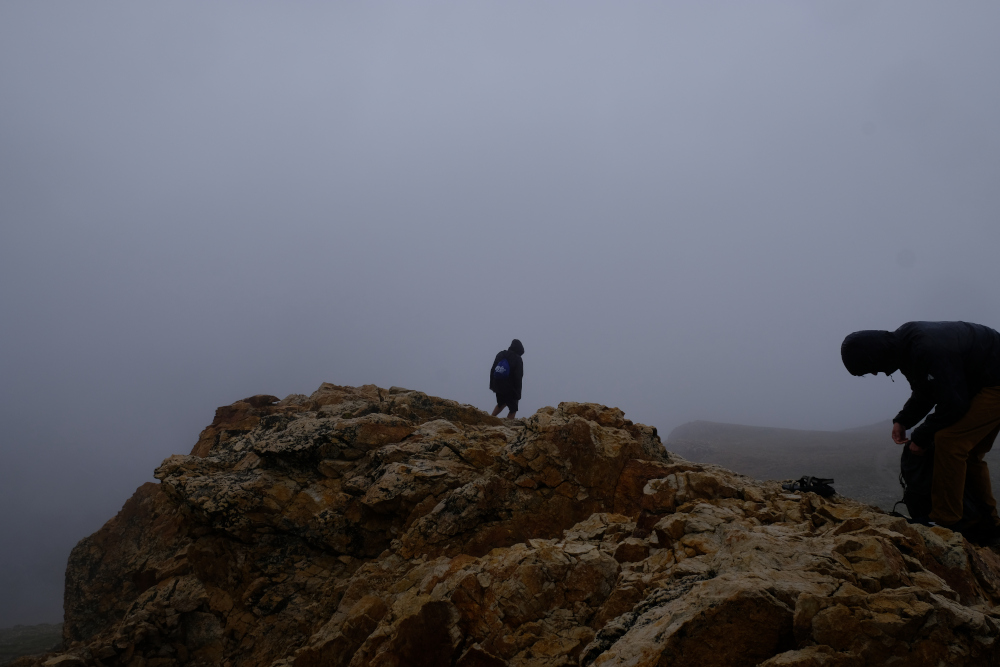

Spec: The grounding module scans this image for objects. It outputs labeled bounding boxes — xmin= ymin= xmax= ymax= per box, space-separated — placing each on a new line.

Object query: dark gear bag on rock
xmin=781 ymin=476 xmax=836 ymax=497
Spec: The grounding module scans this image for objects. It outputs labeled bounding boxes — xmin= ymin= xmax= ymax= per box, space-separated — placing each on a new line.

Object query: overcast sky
xmin=2 ymin=2 xmax=999 ymax=627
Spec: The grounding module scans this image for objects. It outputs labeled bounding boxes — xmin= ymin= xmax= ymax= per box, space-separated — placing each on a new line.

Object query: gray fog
xmin=1 ymin=2 xmax=998 ymax=627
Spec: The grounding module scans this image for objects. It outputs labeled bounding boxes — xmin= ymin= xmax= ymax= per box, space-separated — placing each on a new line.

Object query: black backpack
xmin=897 ymin=446 xmax=933 ymax=521
xmin=491 ymin=355 xmax=511 ymax=385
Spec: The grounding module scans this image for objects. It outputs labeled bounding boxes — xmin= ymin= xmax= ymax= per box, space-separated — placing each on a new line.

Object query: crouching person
xmin=841 ymin=321 xmax=1000 ymax=545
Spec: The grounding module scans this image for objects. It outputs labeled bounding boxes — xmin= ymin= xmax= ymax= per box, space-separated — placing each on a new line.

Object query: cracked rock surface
xmin=20 ymin=383 xmax=1000 ymax=666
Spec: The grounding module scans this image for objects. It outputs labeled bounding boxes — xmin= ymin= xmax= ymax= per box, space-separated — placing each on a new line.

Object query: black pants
xmin=494 ymin=390 xmax=518 ymax=412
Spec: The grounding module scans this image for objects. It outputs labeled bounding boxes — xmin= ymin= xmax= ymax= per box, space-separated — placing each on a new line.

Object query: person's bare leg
xmin=506 ymin=411 xmax=517 ymax=419
xmin=492 ymin=404 xmax=505 ymax=417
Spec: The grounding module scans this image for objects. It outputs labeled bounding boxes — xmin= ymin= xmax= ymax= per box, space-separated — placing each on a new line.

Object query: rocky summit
xmin=21 ymin=384 xmax=1000 ymax=666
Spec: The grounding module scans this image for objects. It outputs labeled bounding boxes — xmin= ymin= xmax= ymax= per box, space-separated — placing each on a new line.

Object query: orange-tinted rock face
xmin=32 ymin=385 xmax=1000 ymax=666
xmin=190 ymin=394 xmax=285 ymax=458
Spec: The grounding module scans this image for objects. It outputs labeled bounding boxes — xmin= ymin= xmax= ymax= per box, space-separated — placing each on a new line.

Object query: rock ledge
xmin=20 ymin=384 xmax=1000 ymax=666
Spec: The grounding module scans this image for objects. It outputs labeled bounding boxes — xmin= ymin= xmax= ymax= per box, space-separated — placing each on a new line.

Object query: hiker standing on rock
xmin=841 ymin=321 xmax=1000 ymax=542
xmin=490 ymin=339 xmax=524 ymax=419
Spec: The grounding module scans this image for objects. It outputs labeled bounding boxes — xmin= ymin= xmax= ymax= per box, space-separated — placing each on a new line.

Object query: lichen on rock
xmin=26 ymin=384 xmax=1000 ymax=666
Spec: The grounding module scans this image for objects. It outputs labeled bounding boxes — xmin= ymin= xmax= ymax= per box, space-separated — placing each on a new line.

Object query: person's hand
xmin=892 ymin=422 xmax=909 ymax=445
xmin=908 ymin=442 xmax=924 ymax=454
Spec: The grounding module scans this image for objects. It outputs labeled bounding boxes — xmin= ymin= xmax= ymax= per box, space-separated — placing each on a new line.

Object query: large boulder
xmin=28 ymin=384 xmax=1000 ymax=666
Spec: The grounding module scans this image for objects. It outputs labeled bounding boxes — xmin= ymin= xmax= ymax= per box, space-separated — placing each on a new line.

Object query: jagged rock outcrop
xmin=25 ymin=384 xmax=1000 ymax=666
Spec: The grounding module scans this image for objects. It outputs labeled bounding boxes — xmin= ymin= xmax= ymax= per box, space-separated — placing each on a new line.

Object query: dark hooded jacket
xmin=842 ymin=321 xmax=1000 ymax=448
xmin=490 ymin=339 xmax=524 ymax=400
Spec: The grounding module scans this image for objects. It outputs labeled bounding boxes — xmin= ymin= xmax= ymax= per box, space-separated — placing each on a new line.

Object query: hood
xmin=841 ymin=330 xmax=899 ymax=376
xmin=509 ymin=339 xmax=524 ymax=356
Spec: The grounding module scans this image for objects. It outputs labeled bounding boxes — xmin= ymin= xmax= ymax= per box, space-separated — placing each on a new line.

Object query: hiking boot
xmin=903 ymin=516 xmax=935 ymax=527
xmin=973 ymin=523 xmax=1000 ymax=548
xmin=939 ymin=517 xmax=997 ymax=545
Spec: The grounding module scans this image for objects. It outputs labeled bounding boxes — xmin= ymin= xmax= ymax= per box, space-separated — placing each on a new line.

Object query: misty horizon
xmin=2 ymin=2 xmax=999 ymax=627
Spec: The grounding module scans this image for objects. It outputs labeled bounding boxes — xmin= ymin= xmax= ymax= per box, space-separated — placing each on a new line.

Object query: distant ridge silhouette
xmin=666 ymin=420 xmax=905 ymax=510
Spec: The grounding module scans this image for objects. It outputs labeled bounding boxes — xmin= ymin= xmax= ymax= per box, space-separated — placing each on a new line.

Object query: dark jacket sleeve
xmin=894 ymin=391 xmax=935 ymax=430
xmin=511 ymin=354 xmax=523 ymax=400
xmin=898 ymin=337 xmax=974 ymax=448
